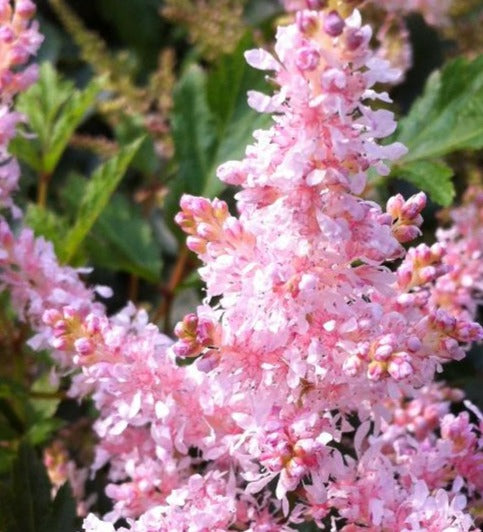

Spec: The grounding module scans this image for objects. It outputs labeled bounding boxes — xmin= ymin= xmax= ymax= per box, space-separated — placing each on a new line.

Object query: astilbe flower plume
xmin=169 ymin=7 xmax=482 ymax=529
xmin=0 ymin=3 xmax=482 ymax=531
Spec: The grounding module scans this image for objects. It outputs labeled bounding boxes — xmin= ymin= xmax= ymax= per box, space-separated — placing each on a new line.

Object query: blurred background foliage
xmin=0 ymin=0 xmax=482 ymax=528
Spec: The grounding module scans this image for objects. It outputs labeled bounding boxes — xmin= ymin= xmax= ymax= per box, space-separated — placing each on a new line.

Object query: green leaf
xmin=10 ymin=443 xmax=51 ymax=532
xmin=60 ymin=138 xmax=143 ymax=263
xmin=10 ymin=62 xmax=100 ymax=174
xmin=392 ymin=160 xmax=455 ymax=207
xmin=390 ymin=55 xmax=483 ymax=204
xmin=43 ymin=77 xmax=100 ymax=174
xmin=25 ymin=418 xmax=64 ymax=446
xmin=46 ymin=483 xmax=78 ymax=532
xmin=29 ymin=375 xmax=60 ymax=421
xmin=166 ymin=35 xmax=270 ymax=228
xmin=396 ymin=56 xmax=483 ymax=161
xmin=86 ymin=194 xmax=162 ymax=282
xmin=171 ymin=64 xmax=217 ymax=193
xmin=114 ymin=114 xmax=160 ymax=175
xmin=0 ymin=444 xmax=78 ymax=532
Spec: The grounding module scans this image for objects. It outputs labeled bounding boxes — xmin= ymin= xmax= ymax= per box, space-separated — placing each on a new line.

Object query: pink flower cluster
xmin=0 ymin=0 xmax=42 ymax=215
xmin=176 ymin=8 xmax=481 ymax=407
xmin=0 ymin=3 xmax=482 ymax=531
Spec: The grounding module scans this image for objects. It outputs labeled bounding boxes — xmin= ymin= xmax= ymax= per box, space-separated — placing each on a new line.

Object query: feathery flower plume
xmin=0 ymin=2 xmax=481 ymax=530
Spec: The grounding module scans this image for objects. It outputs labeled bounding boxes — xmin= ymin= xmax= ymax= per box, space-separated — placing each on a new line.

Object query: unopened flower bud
xmin=85 ymin=314 xmax=101 ymax=335
xmin=400 ymin=192 xmax=426 ymax=219
xmin=407 ymin=336 xmax=422 ymax=352
xmin=186 ymin=235 xmax=206 ymax=255
xmin=306 ymin=0 xmax=327 ymax=9
xmin=343 ymin=355 xmax=361 ymax=377
xmin=374 ymin=344 xmax=393 ymax=361
xmin=16 ymin=0 xmax=36 ymax=17
xmin=323 ymin=11 xmax=344 ymax=37
xmin=172 ymin=339 xmax=200 ymax=358
xmin=346 ymin=29 xmax=364 ymax=50
xmin=393 ymin=224 xmax=421 ymax=243
xmin=0 ymin=27 xmax=14 ymax=43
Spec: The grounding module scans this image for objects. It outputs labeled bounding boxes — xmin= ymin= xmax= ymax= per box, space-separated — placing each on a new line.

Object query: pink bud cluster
xmin=172 ymin=306 xmax=221 ymax=358
xmin=386 ymin=191 xmax=426 ymax=243
xmin=0 ymin=0 xmax=42 ymax=215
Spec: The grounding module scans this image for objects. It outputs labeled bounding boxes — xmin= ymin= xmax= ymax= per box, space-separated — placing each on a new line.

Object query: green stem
xmin=37 ymin=171 xmax=52 ymax=207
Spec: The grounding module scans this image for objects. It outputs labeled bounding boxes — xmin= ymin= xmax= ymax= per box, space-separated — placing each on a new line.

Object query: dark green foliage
xmin=0 ymin=443 xmax=78 ymax=532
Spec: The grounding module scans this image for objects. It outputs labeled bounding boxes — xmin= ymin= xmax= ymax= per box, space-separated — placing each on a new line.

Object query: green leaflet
xmin=391 ymin=55 xmax=483 ymax=205
xmin=60 ymin=173 xmax=162 ymax=282
xmin=59 ymin=138 xmax=143 ymax=263
xmin=10 ymin=62 xmax=100 ymax=175
xmin=24 ymin=204 xmax=69 ymax=255
xmin=391 ymin=160 xmax=455 ymax=207
xmin=86 ymin=194 xmax=162 ymax=283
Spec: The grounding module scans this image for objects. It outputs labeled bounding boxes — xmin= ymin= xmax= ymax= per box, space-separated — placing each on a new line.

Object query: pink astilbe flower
xmin=0 ymin=3 xmax=481 ymax=531
xmin=0 ymin=222 xmax=100 ymax=324
xmin=175 ymin=7 xmax=481 ymax=415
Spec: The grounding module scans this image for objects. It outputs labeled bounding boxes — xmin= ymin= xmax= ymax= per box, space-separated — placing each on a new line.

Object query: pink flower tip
xmin=16 ymin=0 xmax=36 ymax=17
